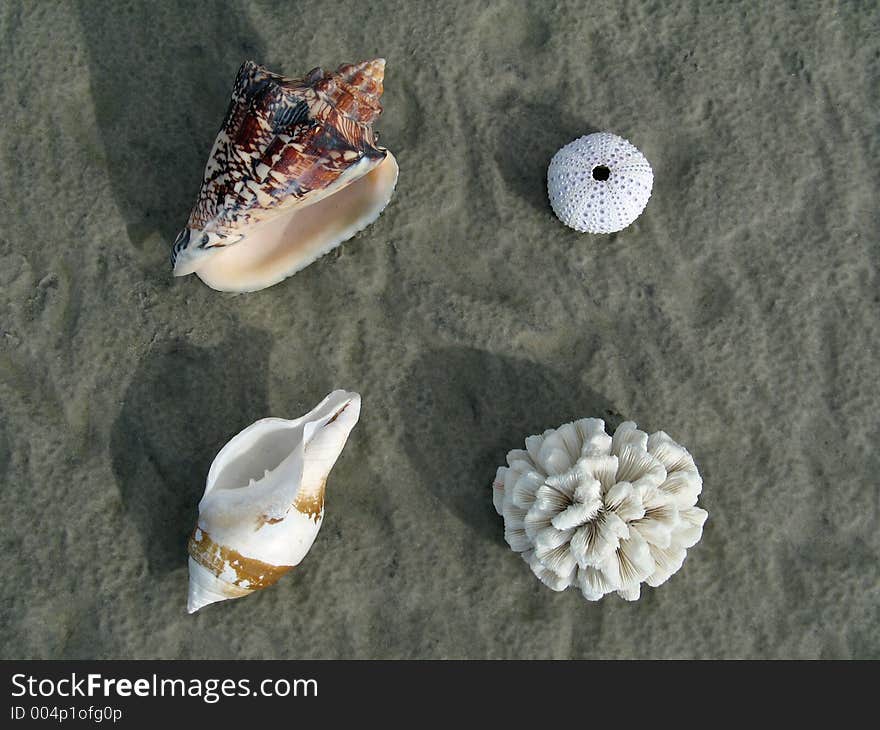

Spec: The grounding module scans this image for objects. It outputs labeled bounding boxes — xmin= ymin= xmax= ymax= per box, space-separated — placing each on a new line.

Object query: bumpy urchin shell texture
xmin=547 ymin=132 xmax=653 ymax=234
xmin=492 ymin=419 xmax=707 ymax=601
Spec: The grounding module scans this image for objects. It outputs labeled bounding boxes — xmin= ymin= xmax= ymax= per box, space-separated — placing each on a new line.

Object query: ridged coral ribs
xmin=493 ymin=418 xmax=707 ymax=601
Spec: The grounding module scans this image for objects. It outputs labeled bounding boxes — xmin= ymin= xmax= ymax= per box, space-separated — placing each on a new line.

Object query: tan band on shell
xmin=293 ymin=480 xmax=326 ymax=522
xmin=187 ymin=528 xmax=295 ymax=592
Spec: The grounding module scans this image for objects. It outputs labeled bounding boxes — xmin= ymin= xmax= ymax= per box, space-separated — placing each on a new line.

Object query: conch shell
xmin=171 ymin=59 xmax=398 ymax=292
xmin=186 ymin=390 xmax=361 ymax=613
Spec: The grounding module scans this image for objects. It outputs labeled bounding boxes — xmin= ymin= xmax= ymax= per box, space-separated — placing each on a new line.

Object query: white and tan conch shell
xmin=492 ymin=418 xmax=707 ymax=601
xmin=171 ymin=59 xmax=398 ymax=292
xmin=547 ymin=132 xmax=653 ymax=234
xmin=186 ymin=390 xmax=361 ymax=613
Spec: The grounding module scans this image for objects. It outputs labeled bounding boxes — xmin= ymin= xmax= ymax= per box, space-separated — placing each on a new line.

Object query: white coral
xmin=492 ymin=419 xmax=707 ymax=601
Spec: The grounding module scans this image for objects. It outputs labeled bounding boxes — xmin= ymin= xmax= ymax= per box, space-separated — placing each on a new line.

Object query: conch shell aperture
xmin=187 ymin=390 xmax=361 ymax=613
xmin=171 ymin=59 xmax=398 ymax=292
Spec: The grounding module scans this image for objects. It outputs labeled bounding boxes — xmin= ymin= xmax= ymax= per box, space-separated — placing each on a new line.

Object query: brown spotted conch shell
xmin=187 ymin=390 xmax=361 ymax=613
xmin=171 ymin=59 xmax=398 ymax=292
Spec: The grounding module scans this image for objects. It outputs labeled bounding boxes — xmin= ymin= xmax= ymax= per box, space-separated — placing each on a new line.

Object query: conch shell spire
xmin=323 ymin=58 xmax=386 ymax=125
xmin=186 ymin=390 xmax=361 ymax=613
xmin=339 ymin=58 xmax=385 ymax=90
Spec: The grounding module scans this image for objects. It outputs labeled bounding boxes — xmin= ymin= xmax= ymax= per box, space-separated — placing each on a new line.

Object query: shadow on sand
xmin=404 ymin=346 xmax=619 ymax=541
xmin=493 ymin=96 xmax=596 ymax=213
xmin=0 ymin=419 xmax=9 ymax=482
xmin=110 ymin=329 xmax=271 ymax=573
xmin=74 ymin=1 xmax=265 ymax=249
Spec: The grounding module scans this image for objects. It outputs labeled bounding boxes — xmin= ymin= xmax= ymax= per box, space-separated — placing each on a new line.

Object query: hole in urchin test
xmin=592 ymin=165 xmax=611 ymax=181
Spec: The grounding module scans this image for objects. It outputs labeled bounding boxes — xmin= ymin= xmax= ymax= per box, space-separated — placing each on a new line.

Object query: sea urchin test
xmin=171 ymin=59 xmax=398 ymax=292
xmin=492 ymin=418 xmax=707 ymax=601
xmin=547 ymin=132 xmax=653 ymax=234
xmin=187 ymin=391 xmax=361 ymax=613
